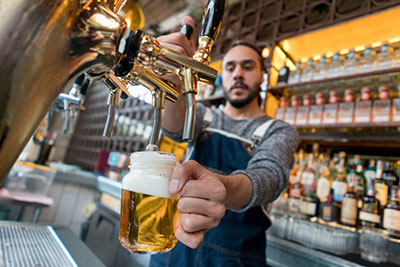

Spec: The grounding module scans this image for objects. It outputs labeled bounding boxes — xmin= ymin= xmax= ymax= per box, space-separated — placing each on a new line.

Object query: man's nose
xmin=233 ymin=66 xmax=244 ymax=80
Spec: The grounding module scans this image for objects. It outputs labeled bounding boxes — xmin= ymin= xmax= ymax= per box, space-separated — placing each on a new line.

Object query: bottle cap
xmin=378 ymin=85 xmax=390 ymax=99
xmin=280 ymin=96 xmax=288 ymax=108
xmin=290 ymin=95 xmax=299 ymax=107
xmin=329 ymin=91 xmax=339 ymax=103
xmin=344 ymin=89 xmax=355 ymax=102
xmin=303 ymin=94 xmax=313 ymax=106
xmin=361 ymin=87 xmax=371 ymax=101
xmin=316 ymin=92 xmax=325 ymax=105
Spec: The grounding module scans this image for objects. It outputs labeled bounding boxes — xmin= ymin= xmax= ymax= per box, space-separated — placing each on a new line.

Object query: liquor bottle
xmin=288 ymin=61 xmax=302 ymax=84
xmin=288 ymin=151 xmax=304 ymax=216
xmin=383 ymin=185 xmax=400 ymax=238
xmin=316 ymin=155 xmax=331 ymax=202
xmin=300 ymin=58 xmax=314 ymax=82
xmin=322 ymin=90 xmax=339 ymax=124
xmin=393 ymin=42 xmax=400 ymax=68
xmin=326 ymin=51 xmax=342 ymax=78
xmin=359 ymin=177 xmax=381 ymax=228
xmin=284 ymin=95 xmax=299 ymax=125
xmin=358 ymin=45 xmax=376 ymax=73
xmin=393 ymin=85 xmax=400 ymax=122
xmin=301 ymin=154 xmax=317 ymax=197
xmin=341 ymin=173 xmax=358 ymax=227
xmin=319 ymin=188 xmax=339 ymax=222
xmin=342 ymin=49 xmax=358 ymax=75
xmin=375 ymin=160 xmax=388 ymax=210
xmin=372 ymin=85 xmax=392 ymax=123
xmin=338 ymin=89 xmax=355 ymax=123
xmin=277 ymin=64 xmax=290 ymax=84
xmin=300 ymin=154 xmax=319 ymax=218
xmin=355 ymin=87 xmax=373 ymax=123
xmin=375 ymin=42 xmax=393 ymax=70
xmin=332 ymin=153 xmax=348 ymax=204
xmin=308 ymin=92 xmax=325 ymax=125
xmin=275 ymin=96 xmax=288 ymax=120
xmin=295 ymin=94 xmax=312 ymax=125
xmin=354 ymin=155 xmax=366 ymax=203
xmin=382 ymin=161 xmax=399 ymax=189
xmin=313 ymin=55 xmax=327 ymax=81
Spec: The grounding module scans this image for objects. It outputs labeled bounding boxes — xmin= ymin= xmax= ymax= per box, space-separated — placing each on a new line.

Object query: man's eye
xmin=244 ymin=65 xmax=254 ymax=71
xmin=226 ymin=66 xmax=234 ymax=72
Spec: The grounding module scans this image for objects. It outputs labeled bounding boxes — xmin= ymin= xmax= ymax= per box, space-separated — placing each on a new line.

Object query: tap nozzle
xmin=100 ymin=72 xmax=129 ymax=137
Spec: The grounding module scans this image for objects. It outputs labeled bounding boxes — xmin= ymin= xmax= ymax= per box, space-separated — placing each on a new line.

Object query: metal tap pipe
xmin=146 ymin=90 xmax=165 ymax=151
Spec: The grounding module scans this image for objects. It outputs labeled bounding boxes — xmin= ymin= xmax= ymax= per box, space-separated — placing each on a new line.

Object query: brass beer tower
xmin=0 ymin=0 xmax=224 ymax=182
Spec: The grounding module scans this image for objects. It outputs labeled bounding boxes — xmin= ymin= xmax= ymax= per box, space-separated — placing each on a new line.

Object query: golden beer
xmin=119 ymin=190 xmax=178 ymax=253
xmin=119 ymin=151 xmax=178 ymax=253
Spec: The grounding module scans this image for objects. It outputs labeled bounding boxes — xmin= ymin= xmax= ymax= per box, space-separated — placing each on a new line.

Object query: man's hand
xmin=157 ymin=16 xmax=196 ymax=134
xmin=169 ymin=160 xmax=227 ymax=249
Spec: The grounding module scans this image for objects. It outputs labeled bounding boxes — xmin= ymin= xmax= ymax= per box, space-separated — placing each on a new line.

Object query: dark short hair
xmin=225 ymin=40 xmax=265 ymax=71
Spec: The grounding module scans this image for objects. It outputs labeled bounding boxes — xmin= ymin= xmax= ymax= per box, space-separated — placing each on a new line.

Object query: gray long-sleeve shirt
xmin=162 ymin=103 xmax=299 ymax=212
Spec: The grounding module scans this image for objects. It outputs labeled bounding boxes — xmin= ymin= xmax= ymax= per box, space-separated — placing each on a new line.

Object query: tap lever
xmin=194 ymin=0 xmax=225 ymax=64
xmin=79 ymin=76 xmax=90 ymax=96
xmin=114 ymin=29 xmax=143 ymax=77
xmin=199 ymin=0 xmax=225 ymax=40
xmin=180 ymin=24 xmax=194 ymax=42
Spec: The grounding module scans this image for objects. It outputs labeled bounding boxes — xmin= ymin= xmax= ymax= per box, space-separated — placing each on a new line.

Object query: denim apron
xmin=150 ymin=126 xmax=271 ymax=267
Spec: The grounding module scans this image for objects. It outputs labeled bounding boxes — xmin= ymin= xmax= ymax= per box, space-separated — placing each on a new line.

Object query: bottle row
xmin=275 ymin=85 xmax=400 ymax=125
xmin=282 ymin=40 xmax=400 ymax=84
xmin=287 ymin=147 xmax=400 ymax=239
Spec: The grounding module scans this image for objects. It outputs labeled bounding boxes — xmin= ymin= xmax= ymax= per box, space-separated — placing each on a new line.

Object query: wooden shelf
xmin=296 ymin=121 xmax=400 ymax=129
xmin=268 ymin=67 xmax=400 ymax=91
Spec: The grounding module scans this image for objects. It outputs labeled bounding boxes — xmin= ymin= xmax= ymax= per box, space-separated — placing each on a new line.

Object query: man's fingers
xmin=181 ymin=16 xmax=195 ymax=30
xmin=179 ymin=212 xmax=220 ymax=233
xmin=175 ymin=223 xmax=205 ymax=249
xmin=177 ymin=196 xmax=226 ymax=219
xmin=157 ymin=32 xmax=194 ymax=57
xmin=179 ymin=179 xmax=227 ymax=202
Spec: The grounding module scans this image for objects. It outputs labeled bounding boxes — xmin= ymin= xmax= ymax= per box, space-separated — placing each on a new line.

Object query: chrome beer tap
xmin=57 ymin=74 xmax=90 ymax=134
xmin=133 ymin=0 xmax=225 ymax=141
xmin=123 ymin=63 xmax=179 ymax=151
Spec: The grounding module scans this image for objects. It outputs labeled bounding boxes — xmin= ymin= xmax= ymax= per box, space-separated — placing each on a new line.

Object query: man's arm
xmin=157 ymin=16 xmax=195 ymax=134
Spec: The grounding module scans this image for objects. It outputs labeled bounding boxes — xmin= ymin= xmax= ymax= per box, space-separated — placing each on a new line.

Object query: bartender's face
xmin=221 ymin=45 xmax=264 ymax=108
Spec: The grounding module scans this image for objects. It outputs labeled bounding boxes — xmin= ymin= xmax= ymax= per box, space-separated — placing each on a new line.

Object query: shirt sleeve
xmin=231 ymin=120 xmax=299 ymax=212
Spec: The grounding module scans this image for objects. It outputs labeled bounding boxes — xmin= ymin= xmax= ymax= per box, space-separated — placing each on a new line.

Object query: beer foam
xmin=122 ymin=174 xmax=177 ymax=199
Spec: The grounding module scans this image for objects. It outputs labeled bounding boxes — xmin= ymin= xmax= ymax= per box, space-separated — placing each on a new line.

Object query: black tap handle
xmin=113 ymin=30 xmax=143 ymax=77
xmin=199 ymin=0 xmax=225 ymax=40
xmin=74 ymin=74 xmax=86 ymax=86
xmin=121 ymin=91 xmax=129 ymax=99
xmin=180 ymin=24 xmax=194 ymax=42
xmin=79 ymin=77 xmax=90 ymax=96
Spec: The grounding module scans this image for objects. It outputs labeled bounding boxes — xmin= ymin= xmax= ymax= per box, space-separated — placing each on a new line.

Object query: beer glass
xmin=119 ymin=151 xmax=178 ymax=253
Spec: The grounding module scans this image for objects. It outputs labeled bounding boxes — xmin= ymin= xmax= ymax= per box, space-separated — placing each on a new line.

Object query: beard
xmin=224 ymin=81 xmax=260 ymax=108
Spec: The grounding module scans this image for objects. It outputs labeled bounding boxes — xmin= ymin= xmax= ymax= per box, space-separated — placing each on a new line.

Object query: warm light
xmin=326 ymin=52 xmax=334 ymax=58
xmin=125 ymin=18 xmax=132 ymax=29
xmin=282 ymin=40 xmax=290 ymax=52
xmin=340 ymin=49 xmax=350 ymax=55
xmin=262 ymin=47 xmax=270 ymax=58
xmin=372 ymin=41 xmax=382 ymax=48
xmin=286 ymin=59 xmax=296 ymax=70
xmin=355 ymin=45 xmax=366 ymax=52
xmin=313 ymin=55 xmax=322 ymax=61
xmin=301 ymin=57 xmax=308 ymax=63
xmin=275 ymin=46 xmax=286 ymax=59
xmin=389 ymin=37 xmax=400 ymax=43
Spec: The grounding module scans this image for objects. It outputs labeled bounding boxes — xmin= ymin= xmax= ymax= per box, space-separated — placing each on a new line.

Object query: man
xmin=150 ymin=16 xmax=298 ymax=266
